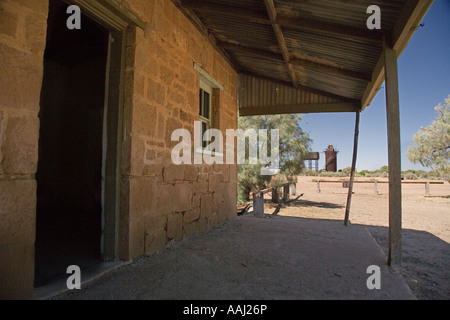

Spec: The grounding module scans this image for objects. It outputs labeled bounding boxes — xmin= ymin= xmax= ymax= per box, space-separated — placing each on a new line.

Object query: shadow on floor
xmin=265 ymin=199 xmax=344 ymax=210
xmin=363 ymin=224 xmax=450 ymax=300
xmin=49 ymin=215 xmax=429 ymax=300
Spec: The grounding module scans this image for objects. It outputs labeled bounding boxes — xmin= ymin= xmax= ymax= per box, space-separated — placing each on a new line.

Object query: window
xmin=199 ymin=80 xmax=212 ymax=148
xmin=194 ymin=63 xmax=224 ymax=154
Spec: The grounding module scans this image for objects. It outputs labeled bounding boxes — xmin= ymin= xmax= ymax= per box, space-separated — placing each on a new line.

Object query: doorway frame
xmin=62 ymin=0 xmax=143 ymax=261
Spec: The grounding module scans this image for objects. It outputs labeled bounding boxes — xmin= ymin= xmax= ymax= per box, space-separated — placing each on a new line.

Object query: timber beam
xmin=239 ymin=102 xmax=361 ymax=116
xmin=181 ymin=0 xmax=383 ymax=43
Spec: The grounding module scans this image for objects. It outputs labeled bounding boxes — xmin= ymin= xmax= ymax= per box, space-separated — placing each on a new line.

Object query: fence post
xmin=290 ymin=183 xmax=296 ymax=195
xmin=374 ymin=181 xmax=378 ymax=194
xmin=253 ymin=191 xmax=265 ymax=218
xmin=283 ymin=184 xmax=289 ymax=202
xmin=425 ymin=181 xmax=430 ymax=196
xmin=317 ymin=180 xmax=321 ymax=193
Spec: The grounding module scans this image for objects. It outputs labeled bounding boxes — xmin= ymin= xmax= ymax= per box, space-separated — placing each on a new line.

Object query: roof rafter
xmin=263 ymin=0 xmax=297 ymax=88
xmin=217 ymin=41 xmax=372 ymax=82
xmin=181 ymin=0 xmax=383 ymax=43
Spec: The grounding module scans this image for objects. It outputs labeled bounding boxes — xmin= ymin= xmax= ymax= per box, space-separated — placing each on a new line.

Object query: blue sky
xmin=300 ymin=0 xmax=450 ymax=171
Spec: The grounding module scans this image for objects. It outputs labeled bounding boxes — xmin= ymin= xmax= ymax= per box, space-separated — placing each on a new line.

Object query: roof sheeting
xmin=173 ymin=0 xmax=433 ymax=114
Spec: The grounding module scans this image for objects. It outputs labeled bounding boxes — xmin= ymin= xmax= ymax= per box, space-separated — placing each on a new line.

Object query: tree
xmin=407 ymin=95 xmax=450 ymax=172
xmin=237 ymin=114 xmax=311 ymax=204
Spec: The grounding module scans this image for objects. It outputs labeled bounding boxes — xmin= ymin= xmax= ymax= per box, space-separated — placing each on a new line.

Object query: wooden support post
xmin=317 ymin=180 xmax=321 ymax=193
xmin=253 ymin=191 xmax=265 ymax=218
xmin=290 ymin=183 xmax=296 ymax=195
xmin=374 ymin=180 xmax=378 ymax=194
xmin=425 ymin=181 xmax=430 ymax=196
xmin=344 ymin=111 xmax=360 ymax=225
xmin=384 ymin=43 xmax=402 ymax=266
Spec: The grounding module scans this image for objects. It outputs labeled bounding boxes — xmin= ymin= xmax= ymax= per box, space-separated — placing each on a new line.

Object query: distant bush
xmin=419 ymin=173 xmax=429 ymax=179
xmin=404 ymin=172 xmax=419 ymax=180
xmin=318 ymin=171 xmax=334 ymax=177
xmin=366 ymin=172 xmax=382 ymax=177
xmin=303 ymin=169 xmax=318 ymax=176
xmin=441 ymin=174 xmax=450 ymax=182
xmin=359 ymin=170 xmax=370 ymax=177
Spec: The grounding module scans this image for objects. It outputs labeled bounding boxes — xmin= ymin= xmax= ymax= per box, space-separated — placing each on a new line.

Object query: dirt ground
xmin=272 ymin=176 xmax=450 ymax=300
xmin=47 ymin=176 xmax=449 ymax=300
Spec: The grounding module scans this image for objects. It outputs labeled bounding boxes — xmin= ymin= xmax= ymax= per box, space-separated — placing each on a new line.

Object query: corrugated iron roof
xmin=174 ymin=0 xmax=433 ymax=112
xmin=274 ymin=0 xmax=405 ymax=30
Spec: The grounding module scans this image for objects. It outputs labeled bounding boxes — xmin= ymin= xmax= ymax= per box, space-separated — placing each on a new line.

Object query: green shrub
xmin=404 ymin=172 xmax=419 ymax=180
xmin=303 ymin=169 xmax=318 ymax=176
xmin=419 ymin=173 xmax=429 ymax=179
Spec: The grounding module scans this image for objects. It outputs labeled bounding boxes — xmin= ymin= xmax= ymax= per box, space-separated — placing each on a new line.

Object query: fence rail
xmin=312 ymin=179 xmax=445 ymax=195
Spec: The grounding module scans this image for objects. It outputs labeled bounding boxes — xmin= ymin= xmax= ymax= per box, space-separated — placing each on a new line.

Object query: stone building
xmin=0 ymin=0 xmax=238 ymax=298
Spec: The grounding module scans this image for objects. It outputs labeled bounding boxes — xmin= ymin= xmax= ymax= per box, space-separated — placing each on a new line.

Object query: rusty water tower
xmin=325 ymin=145 xmax=338 ymax=172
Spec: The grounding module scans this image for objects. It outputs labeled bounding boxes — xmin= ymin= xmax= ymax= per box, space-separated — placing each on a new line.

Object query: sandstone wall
xmin=120 ymin=0 xmax=238 ymax=259
xmin=0 ymin=0 xmax=238 ymax=298
xmin=0 ymin=0 xmax=48 ymax=299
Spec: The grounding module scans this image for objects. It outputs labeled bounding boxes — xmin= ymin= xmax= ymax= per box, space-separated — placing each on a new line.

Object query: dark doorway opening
xmin=35 ymin=0 xmax=110 ymax=287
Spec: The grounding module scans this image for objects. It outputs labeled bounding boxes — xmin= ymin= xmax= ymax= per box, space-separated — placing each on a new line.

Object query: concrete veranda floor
xmin=46 ymin=214 xmax=415 ymax=300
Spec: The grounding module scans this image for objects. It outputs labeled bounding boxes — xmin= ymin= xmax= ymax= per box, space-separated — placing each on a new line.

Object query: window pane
xmin=202 ymin=121 xmax=208 ymax=148
xmin=203 ymin=91 xmax=210 ymax=119
xmin=199 ymin=89 xmax=203 ymax=116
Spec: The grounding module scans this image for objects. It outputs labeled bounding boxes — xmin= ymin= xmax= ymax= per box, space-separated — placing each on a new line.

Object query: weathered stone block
xmin=184 ymin=165 xmax=199 ymax=181
xmin=208 ymin=174 xmax=222 ymax=192
xmin=195 ymin=181 xmax=208 ymax=194
xmin=163 ymin=164 xmax=185 ymax=183
xmin=183 ymin=221 xmax=198 ymax=238
xmin=200 ymin=193 xmax=213 ymax=219
xmin=25 ymin=14 xmax=47 ymax=55
xmin=183 ymin=207 xmax=200 ymax=224
xmin=196 ymin=218 xmax=207 ymax=233
xmin=160 ymin=65 xmax=177 ymax=85
xmin=0 ymin=8 xmax=17 ymax=38
xmin=0 ymin=179 xmax=36 ymax=247
xmin=0 ymin=43 xmax=43 ymax=112
xmin=0 ymin=242 xmax=34 ymax=299
xmin=144 ymin=230 xmax=167 ymax=255
xmin=191 ymin=192 xmax=200 ymax=208
xmin=166 ymin=212 xmax=183 ymax=241
xmin=132 ymin=98 xmax=157 ymax=136
xmin=197 ymin=172 xmax=208 ymax=182
xmin=208 ymin=213 xmax=220 ymax=229
xmin=164 ymin=117 xmax=182 ymax=149
xmin=16 ymin=0 xmax=48 ymax=15
xmin=146 ymin=77 xmax=166 ymax=105
xmin=156 ymin=183 xmax=175 ymax=215
xmin=1 ymin=114 xmax=39 ymax=174
xmin=174 ymin=182 xmax=192 ymax=212
xmin=129 ymin=177 xmax=157 ymax=218
xmin=128 ymin=219 xmax=145 ymax=259
xmin=145 ymin=214 xmax=166 ymax=235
